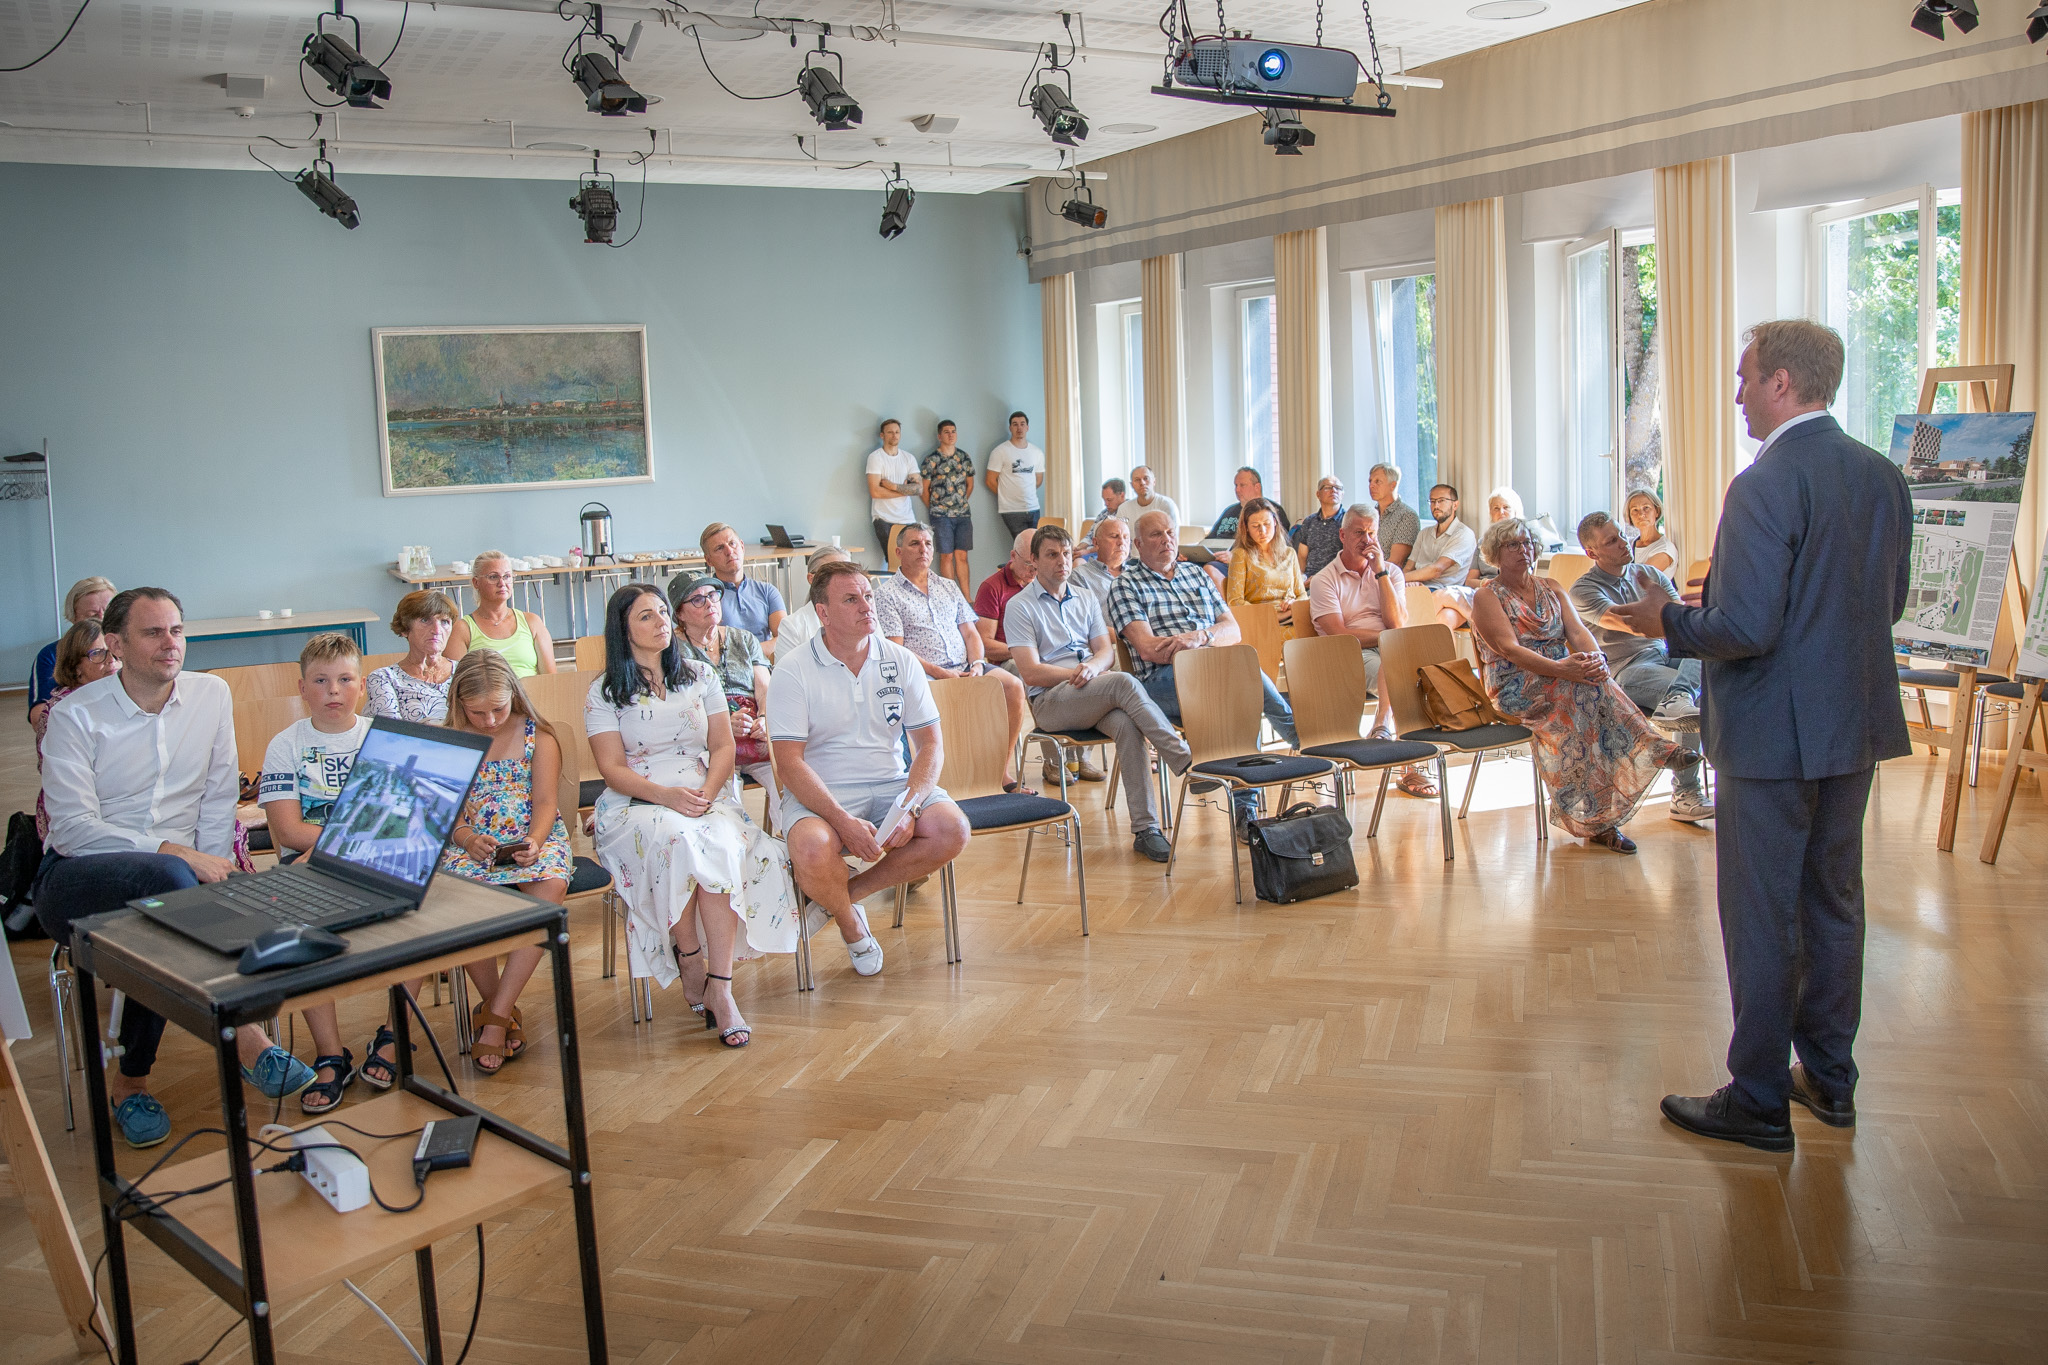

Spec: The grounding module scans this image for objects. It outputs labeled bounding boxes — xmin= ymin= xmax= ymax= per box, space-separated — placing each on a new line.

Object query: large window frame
xmin=1094 ymin=297 xmax=1144 ymax=480
xmin=1230 ymin=280 xmax=1280 ymax=498
xmin=1558 ymin=227 xmax=1660 ymax=537
xmin=1352 ymin=262 xmax=1439 ymax=501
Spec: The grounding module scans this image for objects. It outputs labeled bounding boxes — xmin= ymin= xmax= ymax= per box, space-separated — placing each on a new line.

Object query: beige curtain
xmin=1432 ymin=199 xmax=1511 ymax=521
xmin=1039 ymin=273 xmax=1085 ymax=528
xmin=1654 ymin=156 xmax=1739 ymax=568
xmin=1960 ymin=101 xmax=2048 ymax=601
xmin=1140 ymin=253 xmax=1190 ymax=508
xmin=1275 ymin=227 xmax=1333 ymax=516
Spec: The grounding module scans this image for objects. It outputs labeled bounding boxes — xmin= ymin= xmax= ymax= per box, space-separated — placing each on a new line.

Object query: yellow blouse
xmin=1225 ymin=546 xmax=1306 ymax=606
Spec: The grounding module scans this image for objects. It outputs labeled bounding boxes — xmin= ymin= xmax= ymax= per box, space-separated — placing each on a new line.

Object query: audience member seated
xmin=919 ymin=419 xmax=977 ymax=599
xmin=1407 ymin=484 xmax=1480 ymax=628
xmin=985 ymin=410 xmax=1045 ymax=537
xmin=36 ymin=587 xmax=312 ymax=1148
xmin=28 ymin=575 xmax=115 ymax=731
xmin=435 ymin=651 xmax=572 ymax=1074
xmin=32 ymin=620 xmax=117 ymax=843
xmin=1308 ymin=504 xmax=1431 ymax=798
xmin=975 ymin=530 xmax=1081 ymax=786
xmin=1625 ymin=489 xmax=1679 ymax=573
xmin=1006 ymin=526 xmax=1208 ymax=863
xmin=257 ymin=633 xmax=373 ymax=1114
xmin=879 ymin=523 xmax=1038 ymax=794
xmin=768 ymin=562 xmax=971 ymax=978
xmin=1463 ymin=486 xmax=1525 ymax=587
xmin=1096 ymin=476 xmax=1128 ymax=523
xmin=1291 ymin=476 xmax=1346 ymax=579
xmin=775 ymin=545 xmax=849 ymax=659
xmin=449 ymin=550 xmax=557 ymax=677
xmin=694 ymin=522 xmax=786 ymax=659
xmin=1110 ymin=510 xmax=1299 ymax=840
xmin=1071 ymin=515 xmax=1134 ymax=621
xmin=671 ymin=573 xmax=775 ymax=792
xmin=365 ymin=590 xmax=458 ymax=723
xmin=1208 ymin=466 xmax=1292 ymax=541
xmin=1224 ymin=496 xmax=1306 ymax=623
xmin=1567 ymin=512 xmax=1713 ymax=824
xmin=1112 ymin=464 xmax=1182 ymax=531
xmin=587 ymin=584 xmax=797 ymax=1047
xmin=866 ymin=418 xmax=923 ymax=554
xmin=1469 ymin=518 xmax=1697 ymax=855
xmin=1368 ymin=463 xmax=1422 ymax=569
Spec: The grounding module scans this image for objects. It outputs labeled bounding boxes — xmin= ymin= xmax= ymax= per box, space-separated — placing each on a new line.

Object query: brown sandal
xmin=471 ymin=1003 xmax=525 ymax=1074
xmin=1396 ymin=770 xmax=1440 ymax=799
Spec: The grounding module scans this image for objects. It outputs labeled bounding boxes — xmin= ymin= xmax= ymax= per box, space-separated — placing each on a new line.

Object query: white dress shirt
xmin=39 ymin=671 xmax=239 ymax=859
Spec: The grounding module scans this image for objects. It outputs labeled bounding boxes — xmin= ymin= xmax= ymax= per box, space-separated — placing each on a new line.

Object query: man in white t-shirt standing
xmin=866 ymin=417 xmax=923 ymax=559
xmin=1112 ymin=464 xmax=1182 ymax=534
xmin=985 ymin=410 xmax=1046 ymax=538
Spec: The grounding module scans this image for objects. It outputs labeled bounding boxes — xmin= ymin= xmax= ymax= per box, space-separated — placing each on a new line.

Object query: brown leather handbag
xmin=1418 ymin=659 xmax=1507 ymax=731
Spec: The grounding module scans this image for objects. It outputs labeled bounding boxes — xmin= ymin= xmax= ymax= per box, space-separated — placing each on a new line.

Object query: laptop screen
xmin=311 ymin=720 xmax=489 ymax=892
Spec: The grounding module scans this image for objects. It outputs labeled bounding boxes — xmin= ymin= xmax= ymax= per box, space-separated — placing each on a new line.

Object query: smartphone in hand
xmin=493 ymin=839 xmax=534 ymax=866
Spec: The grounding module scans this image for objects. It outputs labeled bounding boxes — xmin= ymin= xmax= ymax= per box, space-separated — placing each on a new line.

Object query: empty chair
xmin=212 ymin=661 xmax=303 ymax=704
xmin=1282 ymin=634 xmax=1444 ymax=845
xmin=1545 ymin=553 xmax=1593 ymax=591
xmin=1229 ymin=599 xmax=1291 ymax=686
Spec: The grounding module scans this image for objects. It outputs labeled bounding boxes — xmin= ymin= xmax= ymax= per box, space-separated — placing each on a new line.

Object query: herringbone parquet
xmin=3 ymin=708 xmax=2044 ymax=1363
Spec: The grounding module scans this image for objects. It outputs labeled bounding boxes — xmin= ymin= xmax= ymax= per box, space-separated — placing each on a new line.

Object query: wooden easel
xmin=1981 ymin=679 xmax=2047 ymax=863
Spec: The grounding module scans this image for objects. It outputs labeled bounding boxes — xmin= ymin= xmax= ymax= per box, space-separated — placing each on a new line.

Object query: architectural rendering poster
xmin=1887 ymin=411 xmax=2033 ymax=503
xmin=2019 ymin=539 xmax=2048 ymax=681
xmin=372 ymin=324 xmax=653 ymax=496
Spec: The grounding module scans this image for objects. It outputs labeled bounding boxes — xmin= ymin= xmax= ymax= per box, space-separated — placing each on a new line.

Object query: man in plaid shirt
xmin=1109 ymin=509 xmax=1300 ymax=840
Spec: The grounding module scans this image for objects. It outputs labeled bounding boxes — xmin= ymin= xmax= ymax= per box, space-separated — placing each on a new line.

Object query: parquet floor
xmin=2 ymin=705 xmax=2044 ymax=1363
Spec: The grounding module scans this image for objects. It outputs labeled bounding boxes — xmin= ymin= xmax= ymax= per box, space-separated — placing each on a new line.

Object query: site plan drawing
xmin=1895 ymin=499 xmax=2018 ymax=666
xmin=2020 ymin=540 xmax=2048 ymax=680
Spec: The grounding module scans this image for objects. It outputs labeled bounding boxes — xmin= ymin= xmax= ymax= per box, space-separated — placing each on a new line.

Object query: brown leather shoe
xmin=1788 ymin=1063 xmax=1855 ymax=1127
xmin=1660 ymin=1086 xmax=1793 ymax=1152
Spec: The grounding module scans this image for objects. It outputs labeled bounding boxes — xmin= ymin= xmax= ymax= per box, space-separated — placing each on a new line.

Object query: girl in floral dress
xmin=438 ymin=650 xmax=573 ymax=1073
xmin=585 ymin=584 xmax=798 ymax=1048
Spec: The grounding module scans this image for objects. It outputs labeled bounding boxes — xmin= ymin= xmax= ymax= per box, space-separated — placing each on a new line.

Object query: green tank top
xmin=462 ymin=609 xmax=540 ymax=677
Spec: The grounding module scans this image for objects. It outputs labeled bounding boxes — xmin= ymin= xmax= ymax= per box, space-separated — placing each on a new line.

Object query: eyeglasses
xmin=86 ymin=647 xmax=111 ymax=660
xmin=682 ymin=594 xmax=718 ymax=608
xmin=477 ymin=573 xmax=515 ymax=585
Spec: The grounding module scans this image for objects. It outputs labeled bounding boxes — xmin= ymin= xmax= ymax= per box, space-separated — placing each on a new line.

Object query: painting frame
xmin=371 ymin=323 xmax=655 ymax=497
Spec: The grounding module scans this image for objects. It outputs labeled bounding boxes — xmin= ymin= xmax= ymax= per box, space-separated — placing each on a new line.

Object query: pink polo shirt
xmin=1309 ymin=556 xmax=1406 ymax=636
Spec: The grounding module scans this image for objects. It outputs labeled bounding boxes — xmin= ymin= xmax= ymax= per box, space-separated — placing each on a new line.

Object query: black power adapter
xmin=413 ymin=1115 xmax=481 ymax=1183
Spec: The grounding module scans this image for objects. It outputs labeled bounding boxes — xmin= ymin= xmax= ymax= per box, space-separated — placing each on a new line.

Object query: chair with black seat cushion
xmin=1282 ymin=634 xmax=1445 ymax=847
xmin=1022 ymin=722 xmax=1152 ymax=824
xmin=1377 ymin=623 xmax=1544 ymax=858
xmin=930 ymin=674 xmax=1088 ymax=962
xmin=1166 ymin=644 xmax=1336 ymax=903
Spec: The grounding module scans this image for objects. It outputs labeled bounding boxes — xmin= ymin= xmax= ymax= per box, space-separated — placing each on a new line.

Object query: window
xmin=1367 ymin=272 xmax=1438 ymax=496
xmin=1562 ymin=231 xmax=1662 ymax=536
xmin=1095 ymin=298 xmax=1144 ymax=479
xmin=1122 ymin=303 xmax=1145 ymax=471
xmin=1238 ymin=289 xmax=1279 ymax=493
xmin=1813 ymin=186 xmax=1963 ymax=451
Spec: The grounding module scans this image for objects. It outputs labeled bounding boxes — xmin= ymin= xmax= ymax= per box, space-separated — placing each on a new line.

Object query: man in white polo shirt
xmin=768 ymin=560 xmax=971 ymax=976
xmin=1005 ymin=525 xmax=1211 ymax=863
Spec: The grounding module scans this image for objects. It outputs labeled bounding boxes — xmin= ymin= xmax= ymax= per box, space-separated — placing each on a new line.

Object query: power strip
xmin=289 ymin=1125 xmax=371 ymax=1213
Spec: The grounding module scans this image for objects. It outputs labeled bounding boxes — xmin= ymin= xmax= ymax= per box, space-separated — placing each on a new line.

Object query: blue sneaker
xmin=111 ymin=1093 xmax=171 ymax=1149
xmin=241 ymin=1046 xmax=316 ymax=1100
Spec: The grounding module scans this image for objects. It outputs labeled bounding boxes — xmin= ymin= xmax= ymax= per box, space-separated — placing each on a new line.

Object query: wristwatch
xmin=1374 ymin=569 xmax=1390 ymax=579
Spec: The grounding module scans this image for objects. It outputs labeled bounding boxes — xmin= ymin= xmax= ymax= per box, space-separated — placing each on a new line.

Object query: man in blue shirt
xmin=692 ymin=522 xmax=787 ymax=659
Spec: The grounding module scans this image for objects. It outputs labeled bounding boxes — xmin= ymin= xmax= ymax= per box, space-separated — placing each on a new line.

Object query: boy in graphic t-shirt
xmin=257 ymin=632 xmax=372 ymax=1115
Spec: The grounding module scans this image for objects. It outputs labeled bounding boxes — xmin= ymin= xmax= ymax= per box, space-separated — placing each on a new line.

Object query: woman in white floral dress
xmin=584 ymin=583 xmax=798 ymax=1047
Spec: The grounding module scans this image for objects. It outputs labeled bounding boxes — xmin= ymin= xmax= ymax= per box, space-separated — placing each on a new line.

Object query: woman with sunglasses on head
xmin=669 ymin=573 xmax=775 ymax=795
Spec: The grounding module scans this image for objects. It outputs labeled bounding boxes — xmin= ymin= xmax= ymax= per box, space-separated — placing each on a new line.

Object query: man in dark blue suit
xmin=1608 ymin=320 xmax=1912 ymax=1153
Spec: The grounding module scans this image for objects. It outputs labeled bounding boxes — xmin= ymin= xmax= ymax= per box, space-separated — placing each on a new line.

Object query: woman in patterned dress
xmin=438 ymin=650 xmax=573 ymax=1073
xmin=1469 ymin=518 xmax=1697 ymax=854
xmin=365 ymin=590 xmax=458 ymax=723
xmin=584 ymin=584 xmax=799 ymax=1048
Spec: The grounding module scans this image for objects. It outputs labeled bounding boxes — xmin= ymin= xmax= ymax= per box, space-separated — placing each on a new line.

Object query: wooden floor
xmin=2 ymin=705 xmax=2045 ymax=1364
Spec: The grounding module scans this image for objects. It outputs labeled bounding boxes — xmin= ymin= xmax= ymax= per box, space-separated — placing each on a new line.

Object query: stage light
xmin=799 ymin=46 xmax=862 ymax=130
xmin=570 ymin=171 xmax=619 ymax=244
xmin=1262 ymin=108 xmax=1315 ymax=155
xmin=2028 ymin=3 xmax=2048 ymax=43
xmin=295 ymin=154 xmax=359 ymax=229
xmin=880 ymin=170 xmax=914 ymax=239
xmin=1909 ymin=0 xmax=1979 ymax=40
xmin=302 ymin=29 xmax=391 ymax=108
xmin=571 ymin=52 xmax=646 ymax=115
xmin=1061 ymin=192 xmax=1107 ymax=230
xmin=1031 ymin=83 xmax=1089 ymax=147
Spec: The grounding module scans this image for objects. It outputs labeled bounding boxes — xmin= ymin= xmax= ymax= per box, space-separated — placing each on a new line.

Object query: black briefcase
xmin=1246 ymin=802 xmax=1357 ymax=904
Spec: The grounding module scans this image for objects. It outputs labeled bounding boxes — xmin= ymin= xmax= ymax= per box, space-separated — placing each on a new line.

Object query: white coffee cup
xmin=831 ymin=535 xmax=842 ymax=549
xmin=257 ymin=610 xmax=275 ymax=620
xmin=278 ymin=608 xmax=293 ymax=617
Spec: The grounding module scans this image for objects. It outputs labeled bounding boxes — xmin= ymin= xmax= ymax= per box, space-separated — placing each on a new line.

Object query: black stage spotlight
xmin=1031 ymin=82 xmax=1089 ymax=147
xmin=880 ymin=170 xmax=914 ymax=239
xmin=302 ymin=14 xmax=391 ymax=109
xmin=1261 ymin=108 xmax=1315 ymax=155
xmin=571 ymin=170 xmax=620 ymax=244
xmin=572 ymin=51 xmax=647 ymax=115
xmin=296 ymin=151 xmax=360 ymax=229
xmin=799 ymin=45 xmax=862 ymax=130
xmin=2029 ymin=3 xmax=2048 ymax=44
xmin=1060 ymin=191 xmax=1108 ymax=230
xmin=1909 ymin=0 xmax=1979 ymax=39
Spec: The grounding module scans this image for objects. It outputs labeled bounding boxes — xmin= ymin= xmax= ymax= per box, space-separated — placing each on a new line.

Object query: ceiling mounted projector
xmin=1171 ymin=38 xmax=1357 ymax=100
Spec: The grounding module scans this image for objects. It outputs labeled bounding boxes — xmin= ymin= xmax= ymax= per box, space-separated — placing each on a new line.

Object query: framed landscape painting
xmin=372 ymin=324 xmax=653 ymax=496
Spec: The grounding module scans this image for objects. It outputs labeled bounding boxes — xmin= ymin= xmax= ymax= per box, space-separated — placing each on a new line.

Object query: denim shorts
xmin=931 ymin=513 xmax=974 ymax=555
xmin=781 ymin=779 xmax=954 ymax=842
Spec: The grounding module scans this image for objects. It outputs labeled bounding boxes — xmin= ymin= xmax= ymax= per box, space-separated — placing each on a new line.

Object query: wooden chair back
xmin=1114 ymin=634 xmax=1137 ymax=675
xmin=1079 ymin=519 xmax=1095 ymax=542
xmin=233 ymin=696 xmax=306 ymax=778
xmin=1039 ymin=515 xmax=1067 ymax=531
xmin=1402 ymin=583 xmax=1440 ymax=630
xmin=1546 ymin=553 xmax=1593 ymax=591
xmin=1918 ymin=363 xmax=2014 ymax=415
xmin=572 ymin=635 xmax=607 ymax=672
xmin=1228 ymin=601 xmax=1288 ymax=683
xmin=1289 ymin=600 xmax=1322 ymax=640
xmin=361 ymin=651 xmax=405 ymax=673
xmin=521 ymin=669 xmax=600 ymax=781
xmin=1683 ymin=558 xmax=1711 ymax=591
xmin=213 ymin=661 xmax=301 ymax=704
xmin=928 ymin=675 xmax=1012 ymax=800
xmin=1171 ymin=645 xmax=1264 ymax=764
xmin=1377 ymin=624 xmax=1458 ymax=737
xmin=886 ymin=523 xmax=912 ymax=572
xmin=1178 ymin=525 xmax=1208 ymax=547
xmin=1281 ymin=635 xmax=1371 ymax=749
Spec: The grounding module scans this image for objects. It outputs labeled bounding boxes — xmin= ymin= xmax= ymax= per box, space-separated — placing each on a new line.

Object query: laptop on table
xmin=134 ymin=718 xmax=492 ymax=955
xmin=765 ymin=524 xmax=810 ymax=549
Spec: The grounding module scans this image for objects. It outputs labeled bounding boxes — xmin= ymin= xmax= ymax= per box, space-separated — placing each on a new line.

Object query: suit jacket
xmin=1663 ymin=414 xmax=1913 ymax=781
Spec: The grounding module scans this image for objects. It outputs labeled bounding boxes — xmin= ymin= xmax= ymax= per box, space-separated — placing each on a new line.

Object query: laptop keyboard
xmin=215 ymin=874 xmax=373 ymax=926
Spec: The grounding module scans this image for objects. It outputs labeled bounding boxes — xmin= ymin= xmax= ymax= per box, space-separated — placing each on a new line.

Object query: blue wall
xmin=0 ymin=162 xmax=1041 ymax=680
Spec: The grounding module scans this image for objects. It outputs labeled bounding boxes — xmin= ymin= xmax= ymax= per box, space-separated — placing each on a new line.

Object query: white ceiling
xmin=0 ymin=0 xmax=1653 ymax=194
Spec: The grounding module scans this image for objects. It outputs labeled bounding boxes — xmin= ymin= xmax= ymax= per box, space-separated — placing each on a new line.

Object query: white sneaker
xmin=1653 ymin=695 xmax=1700 ymax=721
xmin=844 ymin=906 xmax=884 ymax=975
xmin=1669 ymin=793 xmax=1716 ymax=823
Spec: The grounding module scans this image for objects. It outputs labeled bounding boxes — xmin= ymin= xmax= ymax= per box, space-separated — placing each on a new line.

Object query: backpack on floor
xmin=1 ymin=810 xmax=48 ymax=938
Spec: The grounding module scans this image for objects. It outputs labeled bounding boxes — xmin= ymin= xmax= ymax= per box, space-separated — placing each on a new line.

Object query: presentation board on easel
xmin=2020 ymin=536 xmax=2048 ymax=681
xmin=1884 ymin=412 xmax=2033 ymax=665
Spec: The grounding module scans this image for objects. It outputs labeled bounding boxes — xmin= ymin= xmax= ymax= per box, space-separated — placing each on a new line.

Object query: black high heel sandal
xmin=701 ymin=972 xmax=750 ymax=1048
xmin=676 ymin=945 xmax=706 ymax=1015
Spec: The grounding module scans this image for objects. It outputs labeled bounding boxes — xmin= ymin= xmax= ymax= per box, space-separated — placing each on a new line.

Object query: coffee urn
xmin=579 ymin=502 xmax=616 ymax=564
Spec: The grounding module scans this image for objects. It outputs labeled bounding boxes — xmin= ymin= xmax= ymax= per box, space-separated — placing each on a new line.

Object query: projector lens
xmin=1258 ymin=49 xmax=1288 ymax=81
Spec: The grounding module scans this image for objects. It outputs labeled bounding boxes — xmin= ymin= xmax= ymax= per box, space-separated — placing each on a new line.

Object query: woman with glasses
xmin=1291 ymin=476 xmax=1347 ymax=579
xmin=1468 ymin=518 xmax=1699 ymax=854
xmin=448 ymin=550 xmax=557 ymax=677
xmin=32 ymin=620 xmax=118 ymax=841
xmin=670 ymin=573 xmax=776 ymax=795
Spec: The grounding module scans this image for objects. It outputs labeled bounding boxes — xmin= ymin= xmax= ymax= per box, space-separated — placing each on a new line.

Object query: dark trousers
xmin=34 ymin=850 xmax=197 ymax=1078
xmin=999 ymin=511 xmax=1041 ymax=538
xmin=1714 ymin=768 xmax=1874 ymax=1120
